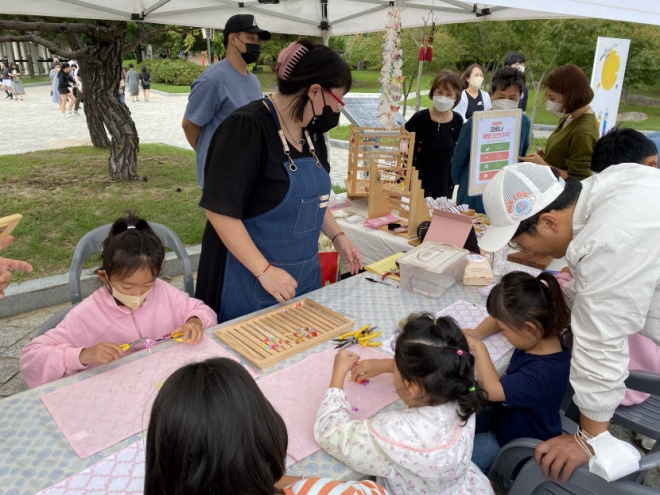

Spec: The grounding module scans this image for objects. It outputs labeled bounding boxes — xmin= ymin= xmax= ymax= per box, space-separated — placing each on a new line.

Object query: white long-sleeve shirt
xmin=314 ymin=388 xmax=493 ymax=495
xmin=566 ymin=163 xmax=660 ymax=422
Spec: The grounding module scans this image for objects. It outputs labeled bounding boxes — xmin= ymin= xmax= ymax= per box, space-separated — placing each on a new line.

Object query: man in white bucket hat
xmin=479 ymin=162 xmax=660 ymax=483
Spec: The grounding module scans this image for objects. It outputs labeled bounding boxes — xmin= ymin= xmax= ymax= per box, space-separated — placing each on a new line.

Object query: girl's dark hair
xmin=428 ymin=69 xmax=462 ymax=106
xmin=487 ymin=271 xmax=570 ymax=340
xmin=145 ymin=358 xmax=287 ymax=495
xmin=277 ymin=37 xmax=352 ymax=122
xmin=61 ymin=62 xmax=70 ymax=69
xmin=394 ymin=314 xmax=487 ymax=422
xmin=99 ymin=212 xmax=164 ymax=280
xmin=460 ymin=63 xmax=484 ymax=90
xmin=141 ymin=65 xmax=148 ymax=72
xmin=545 ymin=63 xmax=593 ymax=113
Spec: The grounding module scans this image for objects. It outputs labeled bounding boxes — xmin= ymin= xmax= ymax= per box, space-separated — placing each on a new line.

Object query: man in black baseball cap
xmin=182 ymin=13 xmax=270 ymax=187
xmin=224 ymin=14 xmax=271 ymax=41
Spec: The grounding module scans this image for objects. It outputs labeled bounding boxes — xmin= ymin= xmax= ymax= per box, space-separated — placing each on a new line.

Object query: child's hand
xmin=174 ymin=317 xmax=204 ymax=344
xmin=462 ymin=327 xmax=479 ymax=339
xmin=329 ymin=350 xmax=360 ymax=389
xmin=465 ymin=335 xmax=485 ymax=353
xmin=351 ymin=358 xmax=394 ymax=383
xmin=79 ymin=342 xmax=123 ymax=366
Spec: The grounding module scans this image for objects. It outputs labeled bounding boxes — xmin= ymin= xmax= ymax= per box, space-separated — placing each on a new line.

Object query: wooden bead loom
xmin=214 ymin=299 xmax=354 ymax=369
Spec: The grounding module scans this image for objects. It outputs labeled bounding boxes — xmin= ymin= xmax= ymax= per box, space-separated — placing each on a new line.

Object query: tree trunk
xmin=136 ymin=44 xmax=143 ymax=64
xmin=79 ymin=22 xmax=140 ymax=180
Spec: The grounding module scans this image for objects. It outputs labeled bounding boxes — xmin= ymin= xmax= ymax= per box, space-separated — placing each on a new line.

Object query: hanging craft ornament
xmin=425 ymin=21 xmax=435 ymax=62
xmin=377 ymin=6 xmax=404 ymax=128
xmin=419 ymin=20 xmax=427 ymax=62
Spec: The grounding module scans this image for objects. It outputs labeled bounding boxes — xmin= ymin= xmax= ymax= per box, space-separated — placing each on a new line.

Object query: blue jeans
xmin=472 ymin=407 xmax=501 ymax=474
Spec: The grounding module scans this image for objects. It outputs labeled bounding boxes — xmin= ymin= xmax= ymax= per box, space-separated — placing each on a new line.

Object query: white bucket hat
xmin=478 ymin=163 xmax=565 ymax=253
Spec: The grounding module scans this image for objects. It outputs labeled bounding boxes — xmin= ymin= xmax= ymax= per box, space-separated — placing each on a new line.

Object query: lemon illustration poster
xmin=590 ymin=37 xmax=630 ymax=137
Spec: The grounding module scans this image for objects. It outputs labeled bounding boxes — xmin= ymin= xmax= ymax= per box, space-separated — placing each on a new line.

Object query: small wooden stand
xmin=507 ymin=251 xmax=553 ymax=270
xmin=382 ymin=168 xmax=429 ymax=239
xmin=214 ymin=299 xmax=354 ymax=369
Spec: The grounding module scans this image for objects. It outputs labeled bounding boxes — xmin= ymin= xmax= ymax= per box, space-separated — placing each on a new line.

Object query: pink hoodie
xmin=20 ymin=279 xmax=217 ymax=388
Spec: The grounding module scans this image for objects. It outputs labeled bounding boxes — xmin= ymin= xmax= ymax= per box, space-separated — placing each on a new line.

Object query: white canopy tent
xmin=0 ymin=0 xmax=641 ymax=39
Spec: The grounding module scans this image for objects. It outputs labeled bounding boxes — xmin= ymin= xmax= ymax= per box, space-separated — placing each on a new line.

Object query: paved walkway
xmin=0 ymin=84 xmax=351 ymax=184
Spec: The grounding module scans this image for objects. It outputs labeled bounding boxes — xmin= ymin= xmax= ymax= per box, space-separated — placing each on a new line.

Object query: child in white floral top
xmin=314 ymin=314 xmax=495 ymax=495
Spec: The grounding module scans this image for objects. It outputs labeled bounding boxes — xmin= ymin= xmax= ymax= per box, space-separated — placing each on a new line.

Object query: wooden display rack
xmin=345 ymin=125 xmax=416 ymax=199
xmin=214 ymin=299 xmax=354 ymax=369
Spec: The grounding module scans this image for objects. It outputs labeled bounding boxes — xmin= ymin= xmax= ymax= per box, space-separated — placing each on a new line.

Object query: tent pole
xmin=415 ymin=59 xmax=423 ymax=113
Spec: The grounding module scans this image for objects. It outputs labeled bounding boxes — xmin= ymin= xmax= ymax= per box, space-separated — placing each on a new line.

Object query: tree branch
xmin=122 ymin=22 xmax=145 ymax=54
xmin=0 ymin=34 xmax=87 ymax=59
xmin=0 ymin=19 xmax=100 ymax=35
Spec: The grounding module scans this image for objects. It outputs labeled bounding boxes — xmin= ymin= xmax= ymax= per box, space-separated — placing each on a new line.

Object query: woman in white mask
xmin=520 ymin=64 xmax=598 ymax=180
xmin=454 ymin=63 xmax=492 ymax=122
xmin=404 ymin=70 xmax=463 ymax=199
xmin=451 ymin=67 xmax=531 ymax=213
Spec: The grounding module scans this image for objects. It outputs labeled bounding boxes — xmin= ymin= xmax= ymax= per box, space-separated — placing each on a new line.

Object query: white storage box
xmin=398 ymin=242 xmax=469 ymax=298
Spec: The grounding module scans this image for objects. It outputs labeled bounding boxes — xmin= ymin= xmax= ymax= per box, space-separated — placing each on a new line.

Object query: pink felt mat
xmin=257 ymin=346 xmax=399 ymax=461
xmin=41 ymin=337 xmax=255 ymax=459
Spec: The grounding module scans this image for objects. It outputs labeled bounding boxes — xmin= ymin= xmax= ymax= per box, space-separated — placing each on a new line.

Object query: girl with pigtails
xmin=465 ymin=271 xmax=572 ymax=473
xmin=314 ymin=314 xmax=494 ymax=495
xmin=20 ymin=213 xmax=216 ymax=388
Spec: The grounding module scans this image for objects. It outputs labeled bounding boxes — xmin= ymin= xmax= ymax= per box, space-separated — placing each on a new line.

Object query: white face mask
xmin=516 ymin=65 xmax=525 ymax=74
xmin=432 ymin=95 xmax=455 ymax=112
xmin=469 ymin=76 xmax=484 ymax=89
xmin=546 ymin=100 xmax=565 ymax=117
xmin=106 ymin=282 xmax=152 ymax=310
xmin=492 ymin=99 xmax=519 ymax=111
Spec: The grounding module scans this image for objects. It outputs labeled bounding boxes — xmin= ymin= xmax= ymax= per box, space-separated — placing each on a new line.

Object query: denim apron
xmin=219 ymin=97 xmax=331 ymax=322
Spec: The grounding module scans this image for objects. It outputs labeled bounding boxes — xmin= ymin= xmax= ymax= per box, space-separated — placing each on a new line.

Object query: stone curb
xmin=0 ymin=246 xmax=201 ymax=318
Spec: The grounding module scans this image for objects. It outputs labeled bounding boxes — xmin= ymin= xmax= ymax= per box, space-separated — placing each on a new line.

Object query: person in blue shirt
xmin=182 ymin=14 xmax=270 ymax=187
xmin=451 ymin=67 xmax=531 ymax=213
xmin=464 ymin=271 xmax=572 ymax=474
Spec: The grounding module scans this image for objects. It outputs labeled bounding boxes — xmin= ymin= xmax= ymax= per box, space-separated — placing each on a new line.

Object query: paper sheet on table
xmin=37 ymin=441 xmax=145 ymax=495
xmin=258 ymin=346 xmax=399 ymax=461
xmin=381 ymin=300 xmax=513 ymax=363
xmin=41 ymin=337 xmax=256 ymax=459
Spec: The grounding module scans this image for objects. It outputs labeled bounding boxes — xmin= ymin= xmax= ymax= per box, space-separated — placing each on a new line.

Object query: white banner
xmin=590 ymin=37 xmax=630 ymax=137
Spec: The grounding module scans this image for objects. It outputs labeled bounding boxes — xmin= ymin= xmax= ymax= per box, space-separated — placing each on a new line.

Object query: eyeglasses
xmin=507 ymin=223 xmax=535 ymax=252
xmin=326 ymin=90 xmax=345 ymax=112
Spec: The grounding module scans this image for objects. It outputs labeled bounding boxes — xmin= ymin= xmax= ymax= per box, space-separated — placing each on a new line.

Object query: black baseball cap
xmin=224 ymin=14 xmax=271 ymax=40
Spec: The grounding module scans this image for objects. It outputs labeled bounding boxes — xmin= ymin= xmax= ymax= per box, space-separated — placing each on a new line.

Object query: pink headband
xmin=277 ymin=42 xmax=310 ymax=81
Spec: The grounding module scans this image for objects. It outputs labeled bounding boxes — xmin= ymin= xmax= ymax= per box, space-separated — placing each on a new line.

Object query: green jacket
xmin=545 ymin=112 xmax=598 ymax=180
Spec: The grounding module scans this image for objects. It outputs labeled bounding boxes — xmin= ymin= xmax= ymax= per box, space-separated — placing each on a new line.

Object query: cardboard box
xmin=424 ymin=209 xmax=480 ymax=253
xmin=397 ymin=242 xmax=468 ymax=298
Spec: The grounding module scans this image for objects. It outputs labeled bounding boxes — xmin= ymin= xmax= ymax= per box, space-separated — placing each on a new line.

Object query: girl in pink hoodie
xmin=20 ymin=214 xmax=217 ymax=388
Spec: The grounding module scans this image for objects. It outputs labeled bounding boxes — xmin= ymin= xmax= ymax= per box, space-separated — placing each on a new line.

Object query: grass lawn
xmin=1 ymin=144 xmax=205 ymax=283
xmin=150 ymin=83 xmax=192 ymax=94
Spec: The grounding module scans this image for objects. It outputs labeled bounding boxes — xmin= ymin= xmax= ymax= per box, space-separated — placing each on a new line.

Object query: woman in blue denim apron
xmin=196 ymin=40 xmax=363 ymax=322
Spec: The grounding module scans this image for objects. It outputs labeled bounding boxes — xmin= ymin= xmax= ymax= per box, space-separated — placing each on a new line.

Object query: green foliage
xmin=149 ymin=59 xmax=205 ymax=86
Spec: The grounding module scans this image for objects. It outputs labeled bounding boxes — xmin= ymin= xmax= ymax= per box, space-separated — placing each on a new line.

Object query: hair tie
xmin=127 ymin=225 xmax=136 ymax=230
xmin=456 ymin=349 xmax=464 ymax=356
xmin=468 ymin=385 xmax=476 ymax=392
xmin=277 ymin=42 xmax=310 ymax=81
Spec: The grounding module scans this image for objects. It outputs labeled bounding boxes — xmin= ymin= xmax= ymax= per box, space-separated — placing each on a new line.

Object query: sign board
xmin=468 ymin=109 xmax=523 ymax=197
xmin=590 ymin=37 xmax=630 ymax=137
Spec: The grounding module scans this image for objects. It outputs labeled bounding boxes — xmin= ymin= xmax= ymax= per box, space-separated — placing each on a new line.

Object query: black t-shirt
xmin=1 ymin=67 xmax=9 ymax=79
xmin=195 ymin=99 xmax=329 ymax=312
xmin=405 ymin=109 xmax=463 ymax=198
xmin=139 ymin=71 xmax=151 ymax=84
xmin=465 ymin=90 xmax=484 ymax=120
xmin=57 ymin=70 xmax=72 ymax=92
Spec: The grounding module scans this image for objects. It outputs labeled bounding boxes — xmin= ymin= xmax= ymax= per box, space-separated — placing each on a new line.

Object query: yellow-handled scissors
xmin=120 ymin=331 xmax=185 ymax=351
xmin=333 ymin=325 xmax=382 ymax=348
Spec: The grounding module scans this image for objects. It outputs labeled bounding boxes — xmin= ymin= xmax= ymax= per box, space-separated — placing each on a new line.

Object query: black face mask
xmin=235 ymin=38 xmax=260 ymax=65
xmin=307 ymin=91 xmax=340 ymax=133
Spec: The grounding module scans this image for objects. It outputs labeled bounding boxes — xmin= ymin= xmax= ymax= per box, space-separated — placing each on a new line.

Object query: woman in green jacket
xmin=521 ymin=64 xmax=598 ymax=180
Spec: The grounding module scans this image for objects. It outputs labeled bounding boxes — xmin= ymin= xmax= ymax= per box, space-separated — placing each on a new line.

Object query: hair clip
xmin=468 ymin=385 xmax=476 ymax=392
xmin=127 ymin=225 xmax=136 ymax=229
xmin=456 ymin=349 xmax=464 ymax=356
xmin=277 ymin=42 xmax=310 ymax=81
xmin=433 ymin=318 xmax=438 ymax=326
